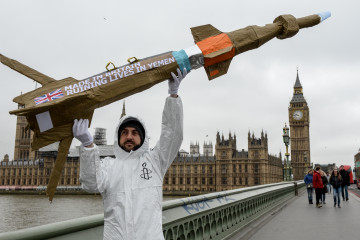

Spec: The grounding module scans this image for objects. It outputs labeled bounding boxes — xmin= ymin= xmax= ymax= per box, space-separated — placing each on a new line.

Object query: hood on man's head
xmin=118 ymin=117 xmax=146 ymax=148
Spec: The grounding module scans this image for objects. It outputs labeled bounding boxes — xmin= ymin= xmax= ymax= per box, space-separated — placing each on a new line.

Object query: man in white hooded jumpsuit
xmin=72 ymin=68 xmax=187 ymax=240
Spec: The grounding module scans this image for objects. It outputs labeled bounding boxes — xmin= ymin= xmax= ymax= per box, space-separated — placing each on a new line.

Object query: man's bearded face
xmin=119 ymin=127 xmax=141 ymax=152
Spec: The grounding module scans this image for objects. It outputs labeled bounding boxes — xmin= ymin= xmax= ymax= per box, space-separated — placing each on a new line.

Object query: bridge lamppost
xmin=282 ymin=123 xmax=292 ymax=181
xmin=304 ymin=151 xmax=308 ymax=176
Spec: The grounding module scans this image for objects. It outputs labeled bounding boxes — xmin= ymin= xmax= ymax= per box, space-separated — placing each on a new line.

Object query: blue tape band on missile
xmin=0 ymin=11 xmax=330 ymax=201
xmin=172 ymin=50 xmax=192 ymax=73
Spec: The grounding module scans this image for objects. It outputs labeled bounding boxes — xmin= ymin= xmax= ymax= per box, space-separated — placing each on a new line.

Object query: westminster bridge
xmin=1 ymin=181 xmax=359 ymax=240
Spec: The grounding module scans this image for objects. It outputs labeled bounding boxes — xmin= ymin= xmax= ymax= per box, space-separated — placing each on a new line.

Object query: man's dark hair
xmin=315 ymin=166 xmax=320 ymax=171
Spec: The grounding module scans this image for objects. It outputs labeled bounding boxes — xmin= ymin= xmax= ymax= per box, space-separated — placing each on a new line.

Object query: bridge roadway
xmin=233 ymin=185 xmax=360 ymax=240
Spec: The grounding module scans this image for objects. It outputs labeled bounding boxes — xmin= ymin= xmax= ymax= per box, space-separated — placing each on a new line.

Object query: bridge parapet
xmin=0 ymin=181 xmax=304 ymax=240
xmin=162 ymin=181 xmax=304 ymax=240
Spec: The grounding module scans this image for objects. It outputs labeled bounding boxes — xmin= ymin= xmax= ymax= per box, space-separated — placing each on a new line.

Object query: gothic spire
xmin=291 ymin=68 xmax=306 ymax=103
xmin=120 ymin=100 xmax=126 ymax=119
xmin=294 ymin=68 xmax=302 ymax=88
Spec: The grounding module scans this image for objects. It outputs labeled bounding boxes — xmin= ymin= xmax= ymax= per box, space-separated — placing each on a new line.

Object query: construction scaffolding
xmin=93 ymin=128 xmax=107 ymax=145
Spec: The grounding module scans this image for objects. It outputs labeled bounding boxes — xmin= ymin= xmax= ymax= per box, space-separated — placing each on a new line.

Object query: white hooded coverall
xmin=79 ymin=96 xmax=183 ymax=240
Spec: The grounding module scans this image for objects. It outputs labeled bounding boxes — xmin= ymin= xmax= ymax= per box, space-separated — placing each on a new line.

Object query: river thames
xmin=0 ymin=194 xmax=183 ymax=233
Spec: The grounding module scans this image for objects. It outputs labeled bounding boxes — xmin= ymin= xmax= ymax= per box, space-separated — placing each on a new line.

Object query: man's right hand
xmin=72 ymin=119 xmax=94 ymax=147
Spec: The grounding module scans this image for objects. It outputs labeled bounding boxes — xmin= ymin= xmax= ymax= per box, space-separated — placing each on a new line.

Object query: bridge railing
xmin=0 ymin=181 xmax=304 ymax=240
xmin=162 ymin=181 xmax=304 ymax=240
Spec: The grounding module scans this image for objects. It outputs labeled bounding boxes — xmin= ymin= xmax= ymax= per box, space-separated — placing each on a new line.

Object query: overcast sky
xmin=1 ymin=0 xmax=359 ymax=168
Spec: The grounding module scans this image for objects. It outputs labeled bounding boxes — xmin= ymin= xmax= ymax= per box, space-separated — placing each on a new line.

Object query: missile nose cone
xmin=318 ymin=11 xmax=331 ymax=22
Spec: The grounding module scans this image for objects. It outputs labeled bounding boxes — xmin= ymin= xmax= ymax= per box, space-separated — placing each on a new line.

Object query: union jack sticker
xmin=34 ymin=89 xmax=64 ymax=105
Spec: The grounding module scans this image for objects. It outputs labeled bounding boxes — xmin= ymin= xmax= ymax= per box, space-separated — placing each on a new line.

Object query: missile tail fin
xmin=191 ymin=24 xmax=222 ymax=43
xmin=0 ymin=54 xmax=56 ymax=86
xmin=204 ymin=58 xmax=232 ymax=80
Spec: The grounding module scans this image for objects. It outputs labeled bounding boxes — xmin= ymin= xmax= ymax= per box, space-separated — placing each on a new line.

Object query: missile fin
xmin=204 ymin=58 xmax=232 ymax=80
xmin=0 ymin=54 xmax=56 ymax=86
xmin=191 ymin=24 xmax=222 ymax=43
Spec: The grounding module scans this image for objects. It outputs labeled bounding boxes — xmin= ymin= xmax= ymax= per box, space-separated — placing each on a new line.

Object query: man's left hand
xmin=168 ymin=68 xmax=187 ymax=96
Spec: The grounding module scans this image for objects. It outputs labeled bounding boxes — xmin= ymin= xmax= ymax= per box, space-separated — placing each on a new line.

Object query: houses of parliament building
xmin=0 ymin=115 xmax=284 ymax=194
xmin=1 ymin=71 xmax=311 ymax=192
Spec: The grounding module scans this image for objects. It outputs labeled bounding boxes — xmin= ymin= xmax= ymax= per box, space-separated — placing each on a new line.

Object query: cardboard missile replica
xmin=0 ymin=12 xmax=330 ymax=201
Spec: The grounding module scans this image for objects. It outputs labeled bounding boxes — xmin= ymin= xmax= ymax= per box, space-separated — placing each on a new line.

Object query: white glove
xmin=72 ymin=119 xmax=93 ymax=146
xmin=168 ymin=68 xmax=187 ymax=95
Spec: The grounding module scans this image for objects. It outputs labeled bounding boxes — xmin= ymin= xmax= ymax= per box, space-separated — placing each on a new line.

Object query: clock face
xmin=293 ymin=110 xmax=303 ymax=120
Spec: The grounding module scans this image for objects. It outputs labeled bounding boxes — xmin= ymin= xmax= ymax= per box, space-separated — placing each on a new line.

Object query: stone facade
xmin=2 ymin=101 xmax=282 ymax=192
xmin=163 ymin=131 xmax=283 ymax=194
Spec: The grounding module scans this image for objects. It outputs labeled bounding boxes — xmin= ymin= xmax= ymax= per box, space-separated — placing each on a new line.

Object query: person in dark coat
xmin=320 ymin=170 xmax=328 ymax=204
xmin=330 ymin=168 xmax=343 ymax=208
xmin=339 ymin=165 xmax=350 ymax=201
xmin=304 ymin=169 xmax=314 ymax=204
xmin=312 ymin=166 xmax=323 ymax=208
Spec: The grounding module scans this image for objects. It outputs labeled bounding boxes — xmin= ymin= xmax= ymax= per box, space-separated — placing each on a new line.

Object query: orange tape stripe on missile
xmin=197 ymin=33 xmax=233 ymax=54
xmin=196 ymin=33 xmax=235 ymax=67
xmin=204 ymin=48 xmax=235 ymax=67
xmin=210 ymin=70 xmax=219 ymax=77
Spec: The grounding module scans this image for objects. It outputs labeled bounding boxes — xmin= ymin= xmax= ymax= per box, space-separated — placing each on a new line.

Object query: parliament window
xmin=254 ymin=164 xmax=259 ymax=173
xmin=194 ymin=178 xmax=198 ymax=184
xmin=180 ymin=178 xmax=183 ymax=184
xmin=221 ymin=164 xmax=227 ymax=173
xmin=187 ymin=177 xmax=190 ymax=184
xmin=172 ymin=177 xmax=176 ymax=184
xmin=222 ymin=177 xmax=227 ymax=185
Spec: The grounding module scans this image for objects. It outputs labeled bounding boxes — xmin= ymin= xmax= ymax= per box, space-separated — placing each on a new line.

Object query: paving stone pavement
xmin=247 ymin=187 xmax=360 ymax=240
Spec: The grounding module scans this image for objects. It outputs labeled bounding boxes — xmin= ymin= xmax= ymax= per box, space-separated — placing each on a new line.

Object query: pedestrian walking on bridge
xmin=339 ymin=165 xmax=350 ymax=201
xmin=313 ymin=166 xmax=323 ymax=208
xmin=320 ymin=170 xmax=328 ymax=204
xmin=304 ymin=169 xmax=313 ymax=204
xmin=326 ymin=172 xmax=331 ymax=193
xmin=330 ymin=168 xmax=343 ymax=208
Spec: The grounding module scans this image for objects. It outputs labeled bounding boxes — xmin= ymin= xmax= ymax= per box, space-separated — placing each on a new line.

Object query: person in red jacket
xmin=313 ymin=166 xmax=324 ymax=208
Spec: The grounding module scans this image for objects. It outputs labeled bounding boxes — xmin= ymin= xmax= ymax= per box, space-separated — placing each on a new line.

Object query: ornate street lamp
xmin=304 ymin=151 xmax=307 ymax=173
xmin=282 ymin=123 xmax=292 ymax=181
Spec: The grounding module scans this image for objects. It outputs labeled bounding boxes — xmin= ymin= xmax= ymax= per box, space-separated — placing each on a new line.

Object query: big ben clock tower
xmin=289 ymin=70 xmax=311 ymax=180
